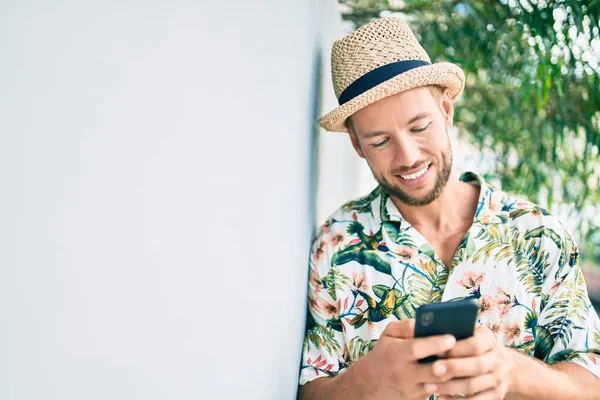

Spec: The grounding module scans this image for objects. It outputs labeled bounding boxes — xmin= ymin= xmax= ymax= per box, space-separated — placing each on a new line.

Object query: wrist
xmin=504 ymin=348 xmax=564 ymax=400
xmin=504 ymin=350 xmax=524 ymax=399
xmin=505 ymin=348 xmax=542 ymax=399
xmin=300 ymin=358 xmax=371 ymax=400
xmin=335 ymin=358 xmax=369 ymax=400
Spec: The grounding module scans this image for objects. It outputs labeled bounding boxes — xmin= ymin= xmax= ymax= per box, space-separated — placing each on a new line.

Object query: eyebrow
xmin=407 ymin=112 xmax=430 ymax=124
xmin=362 ymin=130 xmax=386 ymax=139
xmin=360 ymin=112 xmax=431 ymax=139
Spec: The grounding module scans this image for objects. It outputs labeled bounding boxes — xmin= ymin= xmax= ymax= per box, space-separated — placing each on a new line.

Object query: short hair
xmin=344 ymin=116 xmax=354 ymax=133
xmin=427 ymin=85 xmax=444 ymax=100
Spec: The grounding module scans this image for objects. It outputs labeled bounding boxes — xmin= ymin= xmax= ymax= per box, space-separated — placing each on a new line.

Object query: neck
xmin=390 ymin=175 xmax=479 ymax=232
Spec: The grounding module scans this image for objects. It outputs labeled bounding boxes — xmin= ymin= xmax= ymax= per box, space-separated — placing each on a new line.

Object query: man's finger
xmin=433 ymin=372 xmax=500 ymax=396
xmin=380 ymin=319 xmax=416 ymax=339
xmin=439 ymin=386 xmax=503 ymax=400
xmin=406 ymin=361 xmax=459 ymax=385
xmin=401 ymin=334 xmax=457 ymax=361
xmin=432 ymin=351 xmax=497 ymax=379
xmin=444 ymin=326 xmax=497 ymax=358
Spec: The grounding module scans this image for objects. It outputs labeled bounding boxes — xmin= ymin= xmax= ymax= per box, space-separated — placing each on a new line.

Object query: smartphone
xmin=414 ymin=298 xmax=479 ymax=363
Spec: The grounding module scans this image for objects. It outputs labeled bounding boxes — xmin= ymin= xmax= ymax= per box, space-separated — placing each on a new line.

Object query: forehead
xmin=352 ymin=86 xmax=438 ymax=122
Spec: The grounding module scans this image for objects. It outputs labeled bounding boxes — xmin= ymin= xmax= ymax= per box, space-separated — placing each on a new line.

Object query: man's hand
xmin=344 ymin=319 xmax=459 ymax=400
xmin=299 ymin=322 xmax=515 ymax=400
xmin=427 ymin=326 xmax=514 ymax=399
xmin=300 ymin=323 xmax=599 ymax=400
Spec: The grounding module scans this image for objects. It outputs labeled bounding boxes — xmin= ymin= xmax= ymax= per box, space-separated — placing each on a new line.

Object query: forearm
xmin=297 ymin=376 xmax=348 ymax=400
xmin=298 ymin=361 xmax=364 ymax=400
xmin=506 ymin=349 xmax=600 ymax=399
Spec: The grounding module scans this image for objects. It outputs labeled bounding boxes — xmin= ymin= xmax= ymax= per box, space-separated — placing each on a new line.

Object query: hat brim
xmin=318 ymin=62 xmax=465 ymax=132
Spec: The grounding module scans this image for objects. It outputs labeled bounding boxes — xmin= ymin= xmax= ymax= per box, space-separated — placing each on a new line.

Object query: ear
xmin=347 ymin=128 xmax=365 ymax=159
xmin=440 ymin=88 xmax=454 ymax=128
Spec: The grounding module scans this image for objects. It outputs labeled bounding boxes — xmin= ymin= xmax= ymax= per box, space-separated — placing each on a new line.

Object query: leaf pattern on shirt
xmin=473 ymin=225 xmax=549 ymax=294
xmin=299 ymin=172 xmax=600 ymax=386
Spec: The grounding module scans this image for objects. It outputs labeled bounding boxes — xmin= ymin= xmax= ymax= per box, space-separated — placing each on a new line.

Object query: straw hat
xmin=318 ymin=17 xmax=465 ymax=132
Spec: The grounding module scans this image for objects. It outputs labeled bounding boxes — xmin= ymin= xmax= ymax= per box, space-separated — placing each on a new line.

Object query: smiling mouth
xmin=400 ymin=163 xmax=431 ymax=180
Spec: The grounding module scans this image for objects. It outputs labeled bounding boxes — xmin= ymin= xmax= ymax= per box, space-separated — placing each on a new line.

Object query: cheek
xmin=424 ymin=130 xmax=449 ymax=151
xmin=365 ymin=151 xmax=393 ymax=173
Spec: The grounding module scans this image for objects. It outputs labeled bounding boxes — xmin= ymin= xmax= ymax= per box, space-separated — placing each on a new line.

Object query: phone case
xmin=414 ymin=298 xmax=479 ymax=363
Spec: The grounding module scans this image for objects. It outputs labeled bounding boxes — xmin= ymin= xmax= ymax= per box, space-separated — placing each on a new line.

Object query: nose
xmin=392 ymin=133 xmax=421 ymax=168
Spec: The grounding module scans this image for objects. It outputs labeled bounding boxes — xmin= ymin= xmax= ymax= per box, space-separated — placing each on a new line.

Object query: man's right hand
xmin=345 ymin=319 xmax=457 ymax=400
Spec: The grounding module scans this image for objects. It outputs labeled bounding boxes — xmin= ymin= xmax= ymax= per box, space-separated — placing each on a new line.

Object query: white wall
xmin=0 ymin=1 xmax=342 ymax=399
xmin=315 ymin=18 xmax=377 ymax=225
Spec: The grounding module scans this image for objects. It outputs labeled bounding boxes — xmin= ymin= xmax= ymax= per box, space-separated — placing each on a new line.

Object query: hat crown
xmin=332 ymin=18 xmax=431 ymax=99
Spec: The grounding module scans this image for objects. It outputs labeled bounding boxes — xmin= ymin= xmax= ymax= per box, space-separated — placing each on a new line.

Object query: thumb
xmin=381 ymin=319 xmax=415 ymax=339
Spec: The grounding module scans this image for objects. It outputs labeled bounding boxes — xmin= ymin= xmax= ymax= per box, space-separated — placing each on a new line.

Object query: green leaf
xmin=382 ymin=221 xmax=400 ymax=243
xmin=408 ymin=272 xmax=439 ymax=307
xmin=347 ymin=337 xmax=367 ymax=361
xmin=534 ymin=326 xmax=554 ymax=361
xmin=396 ymin=232 xmax=416 ymax=248
xmin=341 ymin=188 xmax=380 ymax=214
xmin=306 ymin=324 xmax=342 ymax=357
xmin=464 ymin=232 xmax=476 ymax=258
xmin=368 ymin=339 xmax=377 ymax=351
xmin=327 ymin=318 xmax=344 ymax=332
xmin=392 ymin=288 xmax=404 ymax=304
xmin=524 ymin=311 xmax=538 ymax=330
xmin=347 ymin=337 xmax=378 ymax=362
xmin=392 ymin=294 xmax=415 ymax=320
xmin=321 ymin=266 xmax=353 ymax=300
xmin=546 ymin=349 xmax=580 ymax=364
xmin=379 ymin=192 xmax=391 ymax=222
xmin=346 ymin=221 xmax=365 ymax=236
xmin=332 ymin=250 xmax=392 ymax=275
xmin=418 ymin=243 xmax=436 ymax=259
xmin=592 ymin=330 xmax=600 ymax=348
xmin=524 ymin=227 xmax=566 ymax=268
xmin=515 ymin=340 xmax=535 ymax=354
xmin=372 ymin=284 xmax=390 ymax=299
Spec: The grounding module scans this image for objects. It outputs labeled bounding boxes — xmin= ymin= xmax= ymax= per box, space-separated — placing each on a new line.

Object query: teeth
xmin=401 ymin=164 xmax=429 ymax=180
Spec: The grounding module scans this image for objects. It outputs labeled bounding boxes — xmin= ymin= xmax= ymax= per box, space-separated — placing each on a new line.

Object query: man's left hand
xmin=423 ymin=326 xmax=515 ymax=399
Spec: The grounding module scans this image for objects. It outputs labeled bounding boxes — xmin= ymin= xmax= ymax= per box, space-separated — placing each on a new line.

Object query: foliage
xmin=339 ymin=0 xmax=600 ymax=264
xmin=473 ymin=225 xmax=548 ymax=294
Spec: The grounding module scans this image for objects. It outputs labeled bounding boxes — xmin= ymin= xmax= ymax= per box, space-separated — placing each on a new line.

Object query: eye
xmin=371 ymin=138 xmax=389 ymax=148
xmin=412 ymin=122 xmax=432 ymax=133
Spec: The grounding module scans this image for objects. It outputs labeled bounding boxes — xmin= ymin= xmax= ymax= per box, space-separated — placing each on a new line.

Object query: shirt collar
xmin=371 ymin=171 xmax=508 ymax=226
xmin=460 ymin=171 xmax=489 ymax=219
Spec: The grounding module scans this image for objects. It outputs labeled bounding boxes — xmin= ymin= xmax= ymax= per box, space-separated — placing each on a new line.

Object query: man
xmin=298 ymin=17 xmax=600 ymax=399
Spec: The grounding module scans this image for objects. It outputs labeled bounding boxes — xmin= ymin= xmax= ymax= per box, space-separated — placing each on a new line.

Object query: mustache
xmin=391 ymin=160 xmax=432 ymax=175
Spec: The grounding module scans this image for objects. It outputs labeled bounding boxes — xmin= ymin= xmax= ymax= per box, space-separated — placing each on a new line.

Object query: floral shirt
xmin=299 ymin=172 xmax=600 ymax=387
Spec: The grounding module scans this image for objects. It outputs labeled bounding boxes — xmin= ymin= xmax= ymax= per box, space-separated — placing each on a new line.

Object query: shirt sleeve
xmin=537 ymin=222 xmax=600 ymax=378
xmin=299 ymin=225 xmax=348 ymax=386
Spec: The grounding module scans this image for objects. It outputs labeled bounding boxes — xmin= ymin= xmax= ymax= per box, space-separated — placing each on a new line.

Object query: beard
xmin=373 ymin=147 xmax=453 ymax=207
